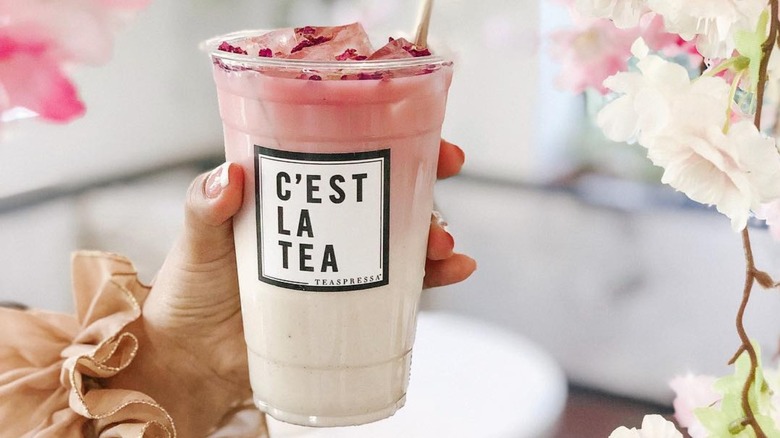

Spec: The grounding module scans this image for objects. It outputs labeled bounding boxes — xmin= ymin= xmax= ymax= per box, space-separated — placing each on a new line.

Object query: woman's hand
xmin=113 ymin=140 xmax=476 ymax=436
xmin=424 ymin=139 xmax=477 ymax=288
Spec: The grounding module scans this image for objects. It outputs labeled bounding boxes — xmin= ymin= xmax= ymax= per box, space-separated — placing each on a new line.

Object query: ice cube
xmin=287 ymin=23 xmax=374 ymax=60
xmin=368 ymin=37 xmax=432 ymax=60
xmin=243 ymin=28 xmax=298 ymax=58
xmin=367 ymin=37 xmax=415 ymax=60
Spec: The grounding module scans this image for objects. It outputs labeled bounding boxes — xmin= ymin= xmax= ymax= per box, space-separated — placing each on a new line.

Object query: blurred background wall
xmin=1 ymin=0 xmax=779 ymax=419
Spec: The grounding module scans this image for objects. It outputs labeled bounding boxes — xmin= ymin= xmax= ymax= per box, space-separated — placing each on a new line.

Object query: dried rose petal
xmin=358 ymin=72 xmax=384 ymax=80
xmin=216 ymin=25 xmax=441 ymax=77
xmin=218 ymin=41 xmax=247 ymax=55
xmin=403 ymin=44 xmax=431 ymax=57
xmin=291 ymin=36 xmax=333 ymax=53
xmin=295 ymin=26 xmax=317 ymax=35
xmin=291 ymin=40 xmax=313 ymax=54
xmin=336 ymin=48 xmax=368 ymax=61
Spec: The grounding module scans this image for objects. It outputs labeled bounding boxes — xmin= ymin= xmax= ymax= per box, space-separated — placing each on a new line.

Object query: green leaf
xmin=695 ymin=343 xmax=780 ymax=437
xmin=734 ymin=10 xmax=769 ymax=94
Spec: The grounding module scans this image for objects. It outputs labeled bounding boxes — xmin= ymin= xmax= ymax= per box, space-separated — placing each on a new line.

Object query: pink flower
xmin=0 ymin=0 xmax=149 ymax=124
xmin=550 ymin=13 xmax=698 ymax=94
xmin=0 ymin=34 xmax=85 ymax=123
xmin=551 ymin=18 xmax=635 ymax=94
xmin=669 ymin=374 xmax=720 ymax=438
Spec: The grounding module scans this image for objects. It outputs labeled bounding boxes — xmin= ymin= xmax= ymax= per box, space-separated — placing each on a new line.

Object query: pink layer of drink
xmin=211 ymin=30 xmax=453 ymax=427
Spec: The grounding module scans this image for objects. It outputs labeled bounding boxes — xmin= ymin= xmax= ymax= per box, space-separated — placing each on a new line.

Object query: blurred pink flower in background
xmin=550 ymin=17 xmax=635 ymax=94
xmin=0 ymin=36 xmax=85 ymax=122
xmin=0 ymin=0 xmax=149 ymax=124
xmin=550 ymin=13 xmax=697 ymax=94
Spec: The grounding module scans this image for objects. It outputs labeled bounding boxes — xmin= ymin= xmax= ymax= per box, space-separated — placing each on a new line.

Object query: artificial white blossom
xmin=575 ymin=0 xmax=649 ymax=28
xmin=646 ymin=0 xmax=767 ymax=58
xmin=649 ymin=121 xmax=780 ymax=231
xmin=597 ymin=39 xmax=730 ymax=145
xmin=609 ymin=415 xmax=683 ymax=438
xmin=599 ymin=38 xmax=780 ymax=231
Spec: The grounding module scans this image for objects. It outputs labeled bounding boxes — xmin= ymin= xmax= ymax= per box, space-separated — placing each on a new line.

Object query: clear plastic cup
xmin=207 ymin=30 xmax=453 ymax=427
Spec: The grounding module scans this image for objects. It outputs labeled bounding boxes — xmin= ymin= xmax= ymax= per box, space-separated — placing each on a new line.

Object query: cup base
xmin=256 ymin=394 xmax=406 ymax=427
xmin=246 ymin=349 xmax=412 ymax=427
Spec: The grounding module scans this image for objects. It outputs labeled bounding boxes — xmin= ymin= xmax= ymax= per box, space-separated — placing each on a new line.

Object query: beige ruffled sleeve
xmin=0 ymin=251 xmax=175 ymax=437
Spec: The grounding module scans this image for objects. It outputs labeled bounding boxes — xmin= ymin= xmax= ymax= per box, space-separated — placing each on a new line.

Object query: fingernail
xmin=205 ymin=162 xmax=230 ymax=199
xmin=454 ymin=145 xmax=465 ymax=164
xmin=432 ymin=210 xmax=450 ymax=232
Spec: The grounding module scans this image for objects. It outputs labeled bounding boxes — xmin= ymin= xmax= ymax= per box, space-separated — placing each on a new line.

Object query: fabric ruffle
xmin=0 ymin=251 xmax=175 ymax=437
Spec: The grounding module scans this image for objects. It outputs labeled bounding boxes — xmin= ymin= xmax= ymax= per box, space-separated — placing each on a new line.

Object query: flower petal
xmin=0 ymin=39 xmax=85 ymax=122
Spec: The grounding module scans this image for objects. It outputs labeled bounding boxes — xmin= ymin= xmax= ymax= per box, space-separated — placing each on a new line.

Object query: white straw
xmin=414 ymin=0 xmax=434 ymax=48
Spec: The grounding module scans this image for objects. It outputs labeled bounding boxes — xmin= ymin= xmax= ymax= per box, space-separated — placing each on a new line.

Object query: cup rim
xmin=202 ymin=29 xmax=451 ymax=71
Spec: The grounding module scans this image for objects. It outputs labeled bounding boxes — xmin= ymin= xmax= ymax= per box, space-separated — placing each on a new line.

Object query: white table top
xmin=266 ymin=311 xmax=567 ymax=438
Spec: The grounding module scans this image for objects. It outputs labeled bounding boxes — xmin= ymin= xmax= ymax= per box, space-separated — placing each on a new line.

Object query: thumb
xmin=181 ymin=162 xmax=245 ymax=264
xmin=145 ymin=162 xmax=245 ymax=331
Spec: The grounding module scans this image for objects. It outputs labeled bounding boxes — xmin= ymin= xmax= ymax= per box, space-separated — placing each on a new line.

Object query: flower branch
xmin=726 ymin=3 xmax=780 ymax=437
xmin=753 ymin=0 xmax=779 ymax=129
xmin=552 ymin=0 xmax=780 ymax=436
xmin=731 ymin=229 xmax=766 ymax=437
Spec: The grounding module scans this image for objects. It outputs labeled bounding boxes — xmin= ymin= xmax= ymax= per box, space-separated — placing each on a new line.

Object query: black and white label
xmin=255 ymin=146 xmax=390 ymax=292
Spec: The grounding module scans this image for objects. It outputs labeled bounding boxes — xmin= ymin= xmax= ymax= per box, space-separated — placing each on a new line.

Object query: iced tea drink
xmin=208 ymin=23 xmax=453 ymax=427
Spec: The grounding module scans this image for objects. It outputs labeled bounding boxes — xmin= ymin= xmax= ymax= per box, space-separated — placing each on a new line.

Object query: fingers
xmin=424 ymin=211 xmax=476 ymax=288
xmin=147 ymin=162 xmax=245 ymax=330
xmin=437 ymin=139 xmax=465 ymax=180
xmin=187 ymin=162 xmax=244 ymax=227
xmin=428 ymin=140 xmax=473 ymax=288
xmin=426 ymin=212 xmax=454 ymax=261
xmin=181 ymin=162 xmax=245 ymax=263
xmin=423 ymin=254 xmax=477 ymax=289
